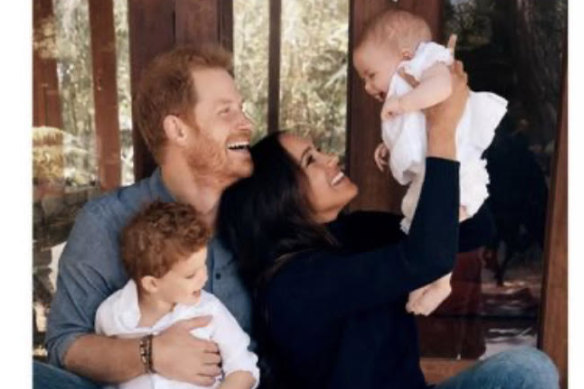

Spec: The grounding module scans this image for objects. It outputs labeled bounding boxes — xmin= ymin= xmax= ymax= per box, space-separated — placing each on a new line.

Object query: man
xmin=40 ymin=45 xmax=254 ymax=387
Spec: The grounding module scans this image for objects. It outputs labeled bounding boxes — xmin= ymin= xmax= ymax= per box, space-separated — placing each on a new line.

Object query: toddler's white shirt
xmin=95 ymin=280 xmax=260 ymax=389
xmin=381 ymin=41 xmax=508 ymax=232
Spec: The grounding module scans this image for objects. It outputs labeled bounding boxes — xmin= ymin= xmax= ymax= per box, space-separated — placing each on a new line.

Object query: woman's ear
xmin=140 ymin=275 xmax=159 ymax=294
xmin=162 ymin=115 xmax=189 ymax=147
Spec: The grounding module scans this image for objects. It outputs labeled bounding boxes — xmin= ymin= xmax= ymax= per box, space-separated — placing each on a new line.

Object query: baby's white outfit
xmin=382 ymin=41 xmax=507 ymax=233
xmin=95 ymin=280 xmax=260 ymax=389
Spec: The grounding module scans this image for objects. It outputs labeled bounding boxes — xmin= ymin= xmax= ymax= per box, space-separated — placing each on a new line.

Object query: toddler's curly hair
xmin=121 ymin=201 xmax=210 ymax=282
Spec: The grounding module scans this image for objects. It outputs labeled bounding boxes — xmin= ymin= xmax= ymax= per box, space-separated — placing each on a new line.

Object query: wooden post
xmin=128 ymin=0 xmax=175 ymax=181
xmin=539 ymin=36 xmax=568 ymax=389
xmin=267 ymin=0 xmax=281 ymax=133
xmin=89 ymin=0 xmax=121 ymax=191
xmin=129 ymin=0 xmax=233 ymax=180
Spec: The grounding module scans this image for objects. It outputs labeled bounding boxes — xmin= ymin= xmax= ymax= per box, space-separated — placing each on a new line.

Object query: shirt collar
xmin=149 ymin=167 xmax=175 ymax=203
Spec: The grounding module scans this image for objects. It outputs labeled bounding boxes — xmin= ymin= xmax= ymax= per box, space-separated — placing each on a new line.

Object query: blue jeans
xmin=434 ymin=347 xmax=559 ymax=389
xmin=33 ymin=361 xmax=101 ymax=389
xmin=34 ymin=347 xmax=558 ymax=389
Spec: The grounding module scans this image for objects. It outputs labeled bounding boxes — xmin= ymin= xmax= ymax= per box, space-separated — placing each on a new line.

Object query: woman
xmin=217 ymin=62 xmax=558 ymax=388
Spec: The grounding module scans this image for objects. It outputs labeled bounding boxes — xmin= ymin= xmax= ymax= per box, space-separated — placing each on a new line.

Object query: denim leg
xmin=434 ymin=347 xmax=559 ymax=389
xmin=33 ymin=360 xmax=102 ymax=389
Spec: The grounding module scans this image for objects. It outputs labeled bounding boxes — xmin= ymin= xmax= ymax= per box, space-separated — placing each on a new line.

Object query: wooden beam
xmin=174 ymin=0 xmax=233 ymax=51
xmin=218 ymin=0 xmax=234 ymax=53
xmin=89 ymin=0 xmax=121 ymax=191
xmin=175 ymin=0 xmax=218 ymax=46
xmin=33 ymin=0 xmax=63 ymax=129
xmin=267 ymin=0 xmax=281 ymax=133
xmin=539 ymin=35 xmax=568 ymax=389
xmin=128 ymin=0 xmax=176 ymax=180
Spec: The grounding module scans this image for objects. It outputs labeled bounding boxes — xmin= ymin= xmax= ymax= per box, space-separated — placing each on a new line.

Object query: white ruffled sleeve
xmin=400 ymin=41 xmax=453 ymax=81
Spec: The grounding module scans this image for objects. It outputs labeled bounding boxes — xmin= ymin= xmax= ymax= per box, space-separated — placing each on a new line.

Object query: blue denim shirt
xmin=45 ymin=168 xmax=253 ymax=368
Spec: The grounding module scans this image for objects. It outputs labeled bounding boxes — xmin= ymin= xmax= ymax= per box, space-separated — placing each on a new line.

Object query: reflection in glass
xmin=417 ymin=0 xmax=566 ymax=360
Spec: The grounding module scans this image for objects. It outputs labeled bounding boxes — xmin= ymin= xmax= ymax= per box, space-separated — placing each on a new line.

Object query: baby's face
xmin=353 ymin=41 xmax=402 ymax=102
xmin=155 ymin=247 xmax=209 ymax=306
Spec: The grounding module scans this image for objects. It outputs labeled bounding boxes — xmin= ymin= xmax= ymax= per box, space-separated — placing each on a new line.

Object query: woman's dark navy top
xmin=260 ymin=158 xmax=493 ymax=388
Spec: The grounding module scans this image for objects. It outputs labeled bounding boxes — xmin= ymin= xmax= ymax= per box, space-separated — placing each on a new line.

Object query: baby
xmin=95 ymin=201 xmax=259 ymax=389
xmin=353 ymin=9 xmax=507 ymax=316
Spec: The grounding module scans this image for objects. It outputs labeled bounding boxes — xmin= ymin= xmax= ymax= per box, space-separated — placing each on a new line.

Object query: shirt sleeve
xmin=45 ymin=205 xmax=125 ymax=368
xmin=210 ymin=296 xmax=260 ymax=388
xmin=401 ymin=41 xmax=453 ymax=81
xmin=267 ymin=157 xmax=460 ymax=321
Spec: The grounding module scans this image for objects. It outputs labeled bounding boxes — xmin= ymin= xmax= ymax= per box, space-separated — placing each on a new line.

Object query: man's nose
xmin=237 ymin=110 xmax=253 ymax=131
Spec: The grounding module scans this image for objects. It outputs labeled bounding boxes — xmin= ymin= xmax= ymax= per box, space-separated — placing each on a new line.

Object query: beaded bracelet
xmin=139 ymin=334 xmax=155 ymax=373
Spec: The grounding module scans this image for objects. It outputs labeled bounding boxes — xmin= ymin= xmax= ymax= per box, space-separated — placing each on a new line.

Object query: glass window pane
xmin=417 ymin=0 xmax=567 ymax=360
xmin=280 ymin=0 xmax=349 ymax=162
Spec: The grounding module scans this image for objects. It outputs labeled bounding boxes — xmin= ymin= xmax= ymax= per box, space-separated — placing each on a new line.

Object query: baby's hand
xmin=381 ymin=96 xmax=403 ymax=121
xmin=373 ymin=142 xmax=389 ymax=172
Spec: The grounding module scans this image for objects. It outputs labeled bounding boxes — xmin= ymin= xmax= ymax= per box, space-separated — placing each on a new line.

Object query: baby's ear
xmin=401 ymin=48 xmax=413 ymax=60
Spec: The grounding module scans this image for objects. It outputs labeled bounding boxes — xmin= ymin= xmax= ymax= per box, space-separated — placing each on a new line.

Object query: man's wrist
xmin=139 ymin=334 xmax=155 ymax=374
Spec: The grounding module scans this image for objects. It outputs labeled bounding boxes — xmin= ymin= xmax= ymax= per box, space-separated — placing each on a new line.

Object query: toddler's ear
xmin=140 ymin=275 xmax=159 ymax=294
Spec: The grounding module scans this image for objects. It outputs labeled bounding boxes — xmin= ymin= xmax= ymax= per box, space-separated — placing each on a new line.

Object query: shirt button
xmin=215 ymin=273 xmax=221 ymax=280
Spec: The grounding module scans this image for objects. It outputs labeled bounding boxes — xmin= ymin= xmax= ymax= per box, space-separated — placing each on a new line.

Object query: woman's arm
xmin=268 ymin=158 xmax=459 ymax=320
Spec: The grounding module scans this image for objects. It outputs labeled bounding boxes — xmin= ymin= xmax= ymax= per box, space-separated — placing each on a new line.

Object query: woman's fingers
xmin=446 ymin=34 xmax=458 ymax=57
xmin=397 ymin=69 xmax=420 ymax=88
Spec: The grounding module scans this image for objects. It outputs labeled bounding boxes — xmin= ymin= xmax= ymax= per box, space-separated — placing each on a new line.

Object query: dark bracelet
xmin=139 ymin=334 xmax=155 ymax=374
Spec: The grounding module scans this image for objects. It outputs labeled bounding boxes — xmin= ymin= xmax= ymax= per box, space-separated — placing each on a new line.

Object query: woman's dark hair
xmin=217 ymin=131 xmax=337 ymax=287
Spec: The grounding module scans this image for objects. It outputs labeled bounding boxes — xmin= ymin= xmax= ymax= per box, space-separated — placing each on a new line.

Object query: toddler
xmin=95 ymin=201 xmax=259 ymax=389
xmin=353 ymin=9 xmax=507 ymax=315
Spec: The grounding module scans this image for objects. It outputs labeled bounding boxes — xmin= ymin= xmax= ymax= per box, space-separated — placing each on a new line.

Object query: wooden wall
xmin=539 ymin=36 xmax=568 ymax=389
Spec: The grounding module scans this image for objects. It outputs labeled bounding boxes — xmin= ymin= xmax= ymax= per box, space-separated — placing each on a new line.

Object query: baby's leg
xmin=406 ymin=273 xmax=452 ymax=316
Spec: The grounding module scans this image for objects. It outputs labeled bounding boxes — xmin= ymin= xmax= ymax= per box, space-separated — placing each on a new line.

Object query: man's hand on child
xmin=381 ymin=96 xmax=404 ymax=121
xmin=373 ymin=142 xmax=389 ymax=172
xmin=153 ymin=316 xmax=222 ymax=385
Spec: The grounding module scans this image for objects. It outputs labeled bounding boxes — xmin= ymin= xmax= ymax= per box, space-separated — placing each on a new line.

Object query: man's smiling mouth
xmin=226 ymin=141 xmax=250 ymax=151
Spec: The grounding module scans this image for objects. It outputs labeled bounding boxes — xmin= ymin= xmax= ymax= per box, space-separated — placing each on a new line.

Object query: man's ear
xmin=401 ymin=48 xmax=413 ymax=60
xmin=140 ymin=275 xmax=159 ymax=294
xmin=162 ymin=115 xmax=189 ymax=146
